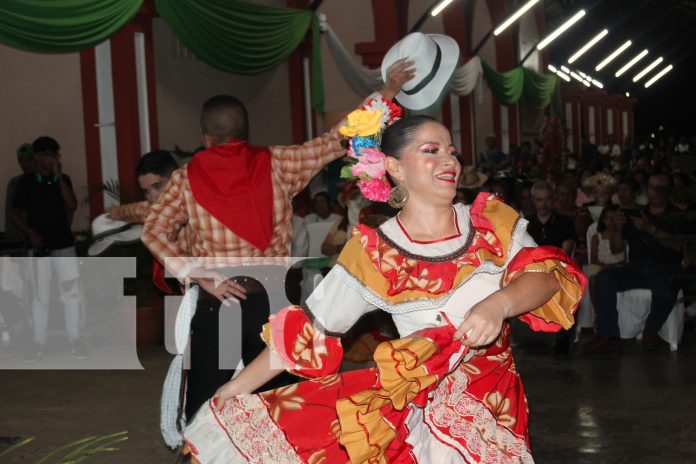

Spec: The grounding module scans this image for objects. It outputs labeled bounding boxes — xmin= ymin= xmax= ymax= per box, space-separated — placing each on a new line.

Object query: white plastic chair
xmin=577 ymin=221 xmax=684 ymax=351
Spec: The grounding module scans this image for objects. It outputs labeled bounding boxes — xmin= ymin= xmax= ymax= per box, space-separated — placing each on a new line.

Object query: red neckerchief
xmin=187 ymin=140 xmax=273 ymax=252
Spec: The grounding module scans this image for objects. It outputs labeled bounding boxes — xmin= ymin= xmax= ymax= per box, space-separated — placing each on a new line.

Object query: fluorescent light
xmin=537 ymin=10 xmax=586 ymax=50
xmin=568 ymin=29 xmax=608 ymax=63
xmin=595 ymin=40 xmax=632 ymax=71
xmin=633 ymin=57 xmax=663 ymax=82
xmin=494 ymin=0 xmax=541 ymax=36
xmin=625 ymin=91 xmax=630 ymax=97
xmin=583 ymin=80 xmax=591 ymax=87
xmin=592 ymin=79 xmax=604 ymax=89
xmin=615 ymin=49 xmax=649 ymax=77
xmin=548 ymin=64 xmax=558 ymax=73
xmin=644 ymin=64 xmax=673 ymax=88
xmin=556 ymin=71 xmax=571 ymax=82
xmin=578 ymin=71 xmax=587 ymax=78
xmin=431 ymin=0 xmax=455 ymax=16
xmin=560 ymin=65 xmax=570 ymax=73
xmin=570 ymin=71 xmax=584 ymax=82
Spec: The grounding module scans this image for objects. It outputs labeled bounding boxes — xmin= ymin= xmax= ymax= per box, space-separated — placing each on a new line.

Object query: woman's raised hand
xmin=381 ymin=58 xmax=416 ymax=100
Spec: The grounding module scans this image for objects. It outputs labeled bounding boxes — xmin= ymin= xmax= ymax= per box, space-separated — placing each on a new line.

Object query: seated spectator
xmin=587 ymin=173 xmax=685 ymax=352
xmin=555 ymin=183 xmax=578 ymax=218
xmin=478 ymin=135 xmax=509 ymax=175
xmin=580 ymin=173 xmax=616 ymax=222
xmin=321 ymin=213 xmax=349 ymax=267
xmin=304 ymin=192 xmax=340 ymax=225
xmin=515 ymin=183 xmax=535 ymax=219
xmin=586 ymin=205 xmax=627 ymax=307
xmin=456 ymin=166 xmax=487 ymax=197
xmin=514 ymin=141 xmax=534 ymax=173
xmin=527 ymin=181 xmax=575 ymax=260
xmin=527 ymin=181 xmax=576 ymax=355
xmin=480 ymin=178 xmax=513 ymax=205
xmin=613 ymin=178 xmax=640 ymax=210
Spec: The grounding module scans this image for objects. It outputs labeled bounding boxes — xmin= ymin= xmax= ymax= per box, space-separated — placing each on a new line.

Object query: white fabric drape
xmin=320 ymin=15 xmax=382 ymax=96
xmin=449 ymin=55 xmax=484 ymax=101
xmin=320 ymin=14 xmax=484 ymax=100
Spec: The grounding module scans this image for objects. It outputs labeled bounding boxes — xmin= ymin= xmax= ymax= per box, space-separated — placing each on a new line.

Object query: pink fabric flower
xmin=351 ymin=147 xmax=387 ymax=179
xmin=359 ymin=178 xmax=391 ymax=202
xmin=360 ymin=147 xmax=385 ymax=163
xmin=352 ymin=159 xmax=386 ymax=179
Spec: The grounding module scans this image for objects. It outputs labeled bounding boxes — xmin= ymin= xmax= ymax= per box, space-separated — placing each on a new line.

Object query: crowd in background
xmin=291 ymin=130 xmax=696 ymax=354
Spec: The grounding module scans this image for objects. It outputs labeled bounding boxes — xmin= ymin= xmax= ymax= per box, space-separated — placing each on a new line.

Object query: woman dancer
xmin=183 ymin=102 xmax=585 ymax=463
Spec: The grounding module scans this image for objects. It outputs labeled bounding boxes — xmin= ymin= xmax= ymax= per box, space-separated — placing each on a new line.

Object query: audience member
xmin=5 ymin=143 xmax=36 ymax=244
xmin=303 ymin=191 xmax=340 ymax=225
xmin=478 ymin=135 xmax=508 ymax=174
xmin=527 ymin=181 xmax=577 ymax=355
xmin=555 ymin=183 xmax=579 ymax=218
xmin=588 ymin=173 xmax=685 ymax=352
xmin=586 ymin=205 xmax=627 ymax=307
xmin=12 ymin=136 xmax=83 ymax=361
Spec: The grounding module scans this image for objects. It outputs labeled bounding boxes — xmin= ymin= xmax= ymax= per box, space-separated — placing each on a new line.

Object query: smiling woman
xmin=182 ymin=97 xmax=586 ymax=463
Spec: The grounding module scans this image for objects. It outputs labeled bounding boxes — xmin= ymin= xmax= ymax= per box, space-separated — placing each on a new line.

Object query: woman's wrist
xmin=489 ymin=291 xmax=514 ymax=319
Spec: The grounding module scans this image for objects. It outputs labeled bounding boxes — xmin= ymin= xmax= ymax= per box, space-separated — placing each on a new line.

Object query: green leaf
xmin=58 ymin=432 xmax=128 ymax=462
xmin=0 ymin=437 xmax=35 ymax=459
xmin=340 ymin=164 xmax=355 ymax=179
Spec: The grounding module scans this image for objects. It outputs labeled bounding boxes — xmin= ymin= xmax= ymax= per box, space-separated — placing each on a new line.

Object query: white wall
xmin=472 ymin=0 xmax=496 ymax=159
xmin=0 ymin=45 xmax=89 ymax=233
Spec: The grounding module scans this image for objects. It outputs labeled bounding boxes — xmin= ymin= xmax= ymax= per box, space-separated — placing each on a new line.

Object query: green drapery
xmin=481 ymin=60 xmax=524 ymax=106
xmin=156 ymin=0 xmax=324 ymax=112
xmin=522 ymin=67 xmax=561 ymax=112
xmin=481 ymin=59 xmax=560 ymax=113
xmin=0 ymin=0 xmax=143 ymax=53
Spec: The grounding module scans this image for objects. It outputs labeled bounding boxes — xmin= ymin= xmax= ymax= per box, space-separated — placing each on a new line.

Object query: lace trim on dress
xmin=215 ymin=395 xmax=301 ymax=464
xmin=300 ymin=304 xmax=344 ymax=338
xmin=424 ymin=366 xmax=534 ymax=464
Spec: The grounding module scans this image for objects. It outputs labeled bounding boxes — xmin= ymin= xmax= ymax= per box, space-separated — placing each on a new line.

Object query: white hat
xmin=381 ymin=32 xmax=459 ymax=110
xmin=87 ymin=213 xmax=143 ymax=256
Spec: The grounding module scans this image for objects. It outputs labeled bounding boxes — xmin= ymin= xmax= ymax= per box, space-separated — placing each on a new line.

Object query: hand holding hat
xmin=381 ymin=32 xmax=460 ymax=110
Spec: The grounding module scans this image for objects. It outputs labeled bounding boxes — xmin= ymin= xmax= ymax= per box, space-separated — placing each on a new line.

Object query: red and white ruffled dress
xmin=184 ymin=193 xmax=586 ymax=463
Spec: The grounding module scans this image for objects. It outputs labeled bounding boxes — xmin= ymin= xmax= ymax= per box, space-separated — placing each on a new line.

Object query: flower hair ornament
xmin=338 ymin=98 xmax=403 ymax=202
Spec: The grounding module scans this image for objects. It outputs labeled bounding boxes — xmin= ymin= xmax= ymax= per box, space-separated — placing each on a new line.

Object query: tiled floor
xmin=1 ymin=326 xmax=694 ymax=463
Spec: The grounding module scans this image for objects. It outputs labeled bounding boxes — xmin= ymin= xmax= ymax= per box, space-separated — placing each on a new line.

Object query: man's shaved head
xmin=200 ymin=95 xmax=249 ymax=144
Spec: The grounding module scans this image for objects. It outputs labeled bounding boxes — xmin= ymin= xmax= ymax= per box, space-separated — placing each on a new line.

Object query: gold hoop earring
xmin=387 ymin=184 xmax=409 ymax=209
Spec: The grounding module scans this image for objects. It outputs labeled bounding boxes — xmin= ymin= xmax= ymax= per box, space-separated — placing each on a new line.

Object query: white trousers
xmin=28 ymin=246 xmax=80 ymax=345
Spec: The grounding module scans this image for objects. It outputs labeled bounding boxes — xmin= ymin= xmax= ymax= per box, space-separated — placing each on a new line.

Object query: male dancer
xmin=142 ymin=61 xmax=414 ymax=420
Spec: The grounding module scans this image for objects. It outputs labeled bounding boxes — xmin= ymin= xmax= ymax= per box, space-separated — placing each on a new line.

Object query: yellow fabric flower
xmin=339 ymin=108 xmax=384 ymax=137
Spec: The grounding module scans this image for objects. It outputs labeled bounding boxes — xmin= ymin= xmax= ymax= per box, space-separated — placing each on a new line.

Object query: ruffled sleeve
xmin=261 ymin=252 xmax=376 ymax=379
xmin=503 ymin=245 xmax=586 ymax=332
xmin=470 ymin=193 xmax=586 ymax=332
